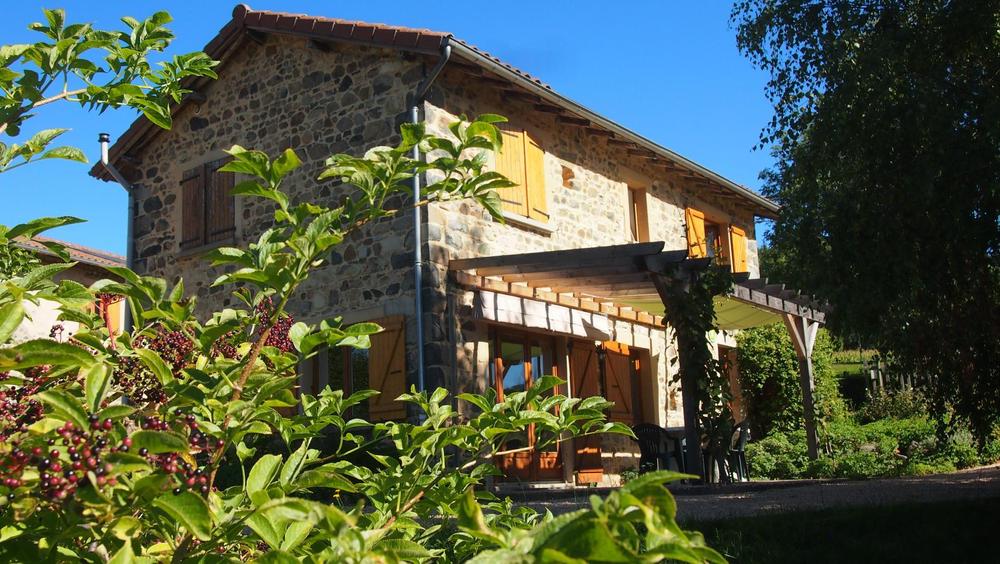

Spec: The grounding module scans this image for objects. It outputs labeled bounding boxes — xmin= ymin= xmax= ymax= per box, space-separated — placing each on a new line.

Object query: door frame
xmin=489 ymin=327 xmax=563 ymax=481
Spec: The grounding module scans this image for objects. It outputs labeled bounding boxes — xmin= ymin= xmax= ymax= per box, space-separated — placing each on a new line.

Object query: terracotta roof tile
xmin=14 ymin=236 xmax=125 ymax=269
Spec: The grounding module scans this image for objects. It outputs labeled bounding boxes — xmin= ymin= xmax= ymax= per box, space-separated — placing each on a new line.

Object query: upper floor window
xmin=495 ymin=122 xmax=549 ymax=223
xmin=180 ymin=157 xmax=235 ymax=252
xmin=685 ymin=207 xmax=750 ymax=273
xmin=627 ymin=187 xmax=649 ymax=242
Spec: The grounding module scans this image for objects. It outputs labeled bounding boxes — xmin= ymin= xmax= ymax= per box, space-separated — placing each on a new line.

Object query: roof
xmin=90 ymin=4 xmax=779 ymax=217
xmin=14 ymin=236 xmax=126 ymax=269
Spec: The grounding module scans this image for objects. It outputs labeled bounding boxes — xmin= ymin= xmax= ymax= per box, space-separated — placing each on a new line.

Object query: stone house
xmin=93 ymin=5 xmax=826 ymax=486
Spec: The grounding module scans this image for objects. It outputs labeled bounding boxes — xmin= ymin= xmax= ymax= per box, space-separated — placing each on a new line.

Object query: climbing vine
xmin=660 ymin=264 xmax=734 ymax=479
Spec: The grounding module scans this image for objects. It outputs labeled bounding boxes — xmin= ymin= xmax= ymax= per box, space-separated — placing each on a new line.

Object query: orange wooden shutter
xmin=602 ymin=344 xmax=634 ymax=424
xmin=206 ymin=158 xmax=236 ymax=243
xmin=106 ymin=299 xmax=124 ymax=337
xmin=570 ymin=341 xmax=603 ymax=483
xmin=685 ymin=207 xmax=707 ymax=258
xmin=180 ymin=168 xmax=205 ymax=250
xmin=495 ymin=122 xmax=528 ymax=216
xmin=367 ymin=316 xmax=407 ymax=422
xmin=730 ymin=225 xmax=748 ymax=273
xmin=524 ymin=130 xmax=549 ymax=223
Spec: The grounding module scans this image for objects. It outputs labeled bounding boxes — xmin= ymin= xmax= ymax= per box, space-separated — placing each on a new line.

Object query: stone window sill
xmin=500 ymin=211 xmax=555 ymax=236
xmin=176 ymin=237 xmax=237 ymax=260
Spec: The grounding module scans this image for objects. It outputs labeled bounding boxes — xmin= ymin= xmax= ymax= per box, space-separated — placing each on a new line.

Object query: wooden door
xmin=570 ymin=341 xmax=603 ymax=484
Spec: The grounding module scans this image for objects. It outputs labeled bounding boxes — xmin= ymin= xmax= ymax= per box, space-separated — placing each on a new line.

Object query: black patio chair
xmin=632 ymin=423 xmax=675 ymax=473
xmin=728 ymin=421 xmax=751 ymax=482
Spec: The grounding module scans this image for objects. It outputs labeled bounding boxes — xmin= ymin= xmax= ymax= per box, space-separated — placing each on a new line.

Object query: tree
xmin=1 ymin=8 xmax=216 ymax=174
xmin=0 ymin=117 xmax=722 ymax=562
xmin=732 ymin=0 xmax=1000 ymax=444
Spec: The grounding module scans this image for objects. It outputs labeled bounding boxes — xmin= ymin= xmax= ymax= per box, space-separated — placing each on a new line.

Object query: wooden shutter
xmin=495 ymin=123 xmax=528 ymax=216
xmin=602 ymin=342 xmax=635 ymax=424
xmin=205 ymin=158 xmax=236 ymax=243
xmin=570 ymin=341 xmax=603 ymax=483
xmin=730 ymin=225 xmax=748 ymax=273
xmin=685 ymin=207 xmax=707 ymax=258
xmin=106 ymin=299 xmax=124 ymax=337
xmin=367 ymin=315 xmax=407 ymax=422
xmin=180 ymin=168 xmax=205 ymax=250
xmin=524 ymin=131 xmax=549 ymax=223
xmin=629 ymin=188 xmax=649 ymax=242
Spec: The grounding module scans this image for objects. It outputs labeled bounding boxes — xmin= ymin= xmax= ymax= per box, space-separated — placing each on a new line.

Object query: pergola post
xmin=650 ymin=269 xmax=708 ymax=482
xmin=783 ymin=313 xmax=820 ymax=459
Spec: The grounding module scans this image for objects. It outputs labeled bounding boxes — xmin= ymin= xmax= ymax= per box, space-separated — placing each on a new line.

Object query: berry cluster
xmin=0 ymin=365 xmax=51 ymax=441
xmin=114 ymin=325 xmax=194 ymax=406
xmin=144 ymin=412 xmax=224 ymax=497
xmin=0 ymin=417 xmax=129 ymax=504
xmin=256 ymin=298 xmax=295 ymax=353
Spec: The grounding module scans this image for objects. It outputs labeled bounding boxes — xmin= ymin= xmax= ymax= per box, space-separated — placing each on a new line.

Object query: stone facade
xmin=121 ymin=36 xmax=762 ymax=487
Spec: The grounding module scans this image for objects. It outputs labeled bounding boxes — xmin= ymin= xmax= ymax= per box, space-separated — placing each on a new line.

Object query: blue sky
xmin=1 ymin=1 xmax=776 ymax=255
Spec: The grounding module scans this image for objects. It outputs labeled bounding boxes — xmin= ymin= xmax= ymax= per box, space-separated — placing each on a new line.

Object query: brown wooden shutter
xmin=495 ymin=122 xmax=528 ymax=216
xmin=730 ymin=225 xmax=748 ymax=273
xmin=602 ymin=343 xmax=635 ymax=424
xmin=180 ymin=168 xmax=205 ymax=250
xmin=367 ymin=315 xmax=407 ymax=422
xmin=570 ymin=341 xmax=603 ymax=483
xmin=524 ymin=130 xmax=549 ymax=223
xmin=685 ymin=207 xmax=707 ymax=258
xmin=205 ymin=158 xmax=236 ymax=243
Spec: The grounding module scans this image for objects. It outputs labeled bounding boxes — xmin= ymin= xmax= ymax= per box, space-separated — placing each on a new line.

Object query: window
xmin=302 ymin=316 xmax=407 ymax=422
xmin=180 ymin=157 xmax=235 ymax=251
xmin=687 ymin=208 xmax=751 ymax=273
xmin=494 ymin=122 xmax=548 ymax=223
xmin=627 ymin=187 xmax=649 ymax=242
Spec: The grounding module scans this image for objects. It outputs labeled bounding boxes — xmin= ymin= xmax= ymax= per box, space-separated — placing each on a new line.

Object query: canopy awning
xmin=449 ymin=241 xmax=825 ymax=328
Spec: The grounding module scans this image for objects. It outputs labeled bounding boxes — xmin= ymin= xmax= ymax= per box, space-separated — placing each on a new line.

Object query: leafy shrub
xmin=857 ymin=389 xmax=927 ymax=423
xmin=736 ymin=323 xmax=845 ymax=438
xmin=0 ymin=119 xmax=723 ymax=562
xmin=748 ymin=414 xmax=998 ymax=480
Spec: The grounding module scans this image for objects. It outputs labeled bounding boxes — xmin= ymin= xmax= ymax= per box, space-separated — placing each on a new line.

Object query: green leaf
xmin=107 ymin=540 xmax=136 ymax=564
xmin=0 ymin=339 xmax=97 ymax=370
xmin=134 ymin=348 xmax=173 ymax=385
xmin=130 ymin=431 xmax=188 ymax=454
xmin=83 ymin=364 xmax=110 ymax=412
xmin=0 ymin=301 xmax=24 ymax=343
xmin=36 ymin=390 xmax=88 ymax=430
xmin=247 ymin=454 xmax=282 ymax=500
xmin=272 ymin=148 xmax=302 ymax=180
xmin=375 ymin=538 xmax=432 ymax=560
xmin=255 ymin=550 xmax=298 ymax=564
xmin=152 ymin=491 xmax=212 ymax=541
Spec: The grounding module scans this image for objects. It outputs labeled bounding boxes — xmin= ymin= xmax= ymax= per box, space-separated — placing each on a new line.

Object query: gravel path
xmin=519 ymin=464 xmax=1000 ymax=521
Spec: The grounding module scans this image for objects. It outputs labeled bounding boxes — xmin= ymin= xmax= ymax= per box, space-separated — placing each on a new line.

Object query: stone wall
xmin=125 ymin=35 xmax=436 ymax=384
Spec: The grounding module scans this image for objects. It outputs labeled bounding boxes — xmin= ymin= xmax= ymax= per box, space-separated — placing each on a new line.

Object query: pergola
xmin=450 ymin=241 xmax=826 ymax=480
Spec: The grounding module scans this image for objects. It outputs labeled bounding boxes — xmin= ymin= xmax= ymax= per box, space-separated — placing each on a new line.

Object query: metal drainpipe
xmin=409 ymin=41 xmax=452 ymax=394
xmin=98 ymin=133 xmax=136 ymax=330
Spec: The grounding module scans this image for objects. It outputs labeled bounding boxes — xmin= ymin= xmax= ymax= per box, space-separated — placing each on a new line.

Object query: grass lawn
xmin=685 ymin=498 xmax=1000 ymax=564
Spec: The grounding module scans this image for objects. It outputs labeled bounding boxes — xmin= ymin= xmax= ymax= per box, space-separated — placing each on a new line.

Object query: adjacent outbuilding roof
xmin=90 ymin=4 xmax=779 ymax=218
xmin=14 ymin=236 xmax=125 ymax=269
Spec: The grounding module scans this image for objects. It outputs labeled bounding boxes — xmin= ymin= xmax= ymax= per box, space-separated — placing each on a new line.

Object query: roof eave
xmin=448 ymin=40 xmax=780 ymax=217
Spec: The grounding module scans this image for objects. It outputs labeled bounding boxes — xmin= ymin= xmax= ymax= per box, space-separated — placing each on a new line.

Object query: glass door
xmin=490 ymin=331 xmax=562 ymax=481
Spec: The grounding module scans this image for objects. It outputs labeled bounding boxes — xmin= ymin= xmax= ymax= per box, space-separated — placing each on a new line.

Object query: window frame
xmin=179 ymin=157 xmax=236 ymax=255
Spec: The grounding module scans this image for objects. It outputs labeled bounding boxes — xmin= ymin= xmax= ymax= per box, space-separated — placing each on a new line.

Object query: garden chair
xmin=632 ymin=423 xmax=678 ymax=473
xmin=728 ymin=421 xmax=751 ymax=482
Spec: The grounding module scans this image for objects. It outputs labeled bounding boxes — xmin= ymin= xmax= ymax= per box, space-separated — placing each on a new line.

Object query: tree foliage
xmin=0 ymin=8 xmax=217 ymax=173
xmin=0 ymin=117 xmax=722 ymax=562
xmin=732 ymin=0 xmax=1000 ymax=444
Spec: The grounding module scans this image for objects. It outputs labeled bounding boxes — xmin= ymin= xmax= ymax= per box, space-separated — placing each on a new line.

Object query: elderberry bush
xmin=0 ymin=117 xmax=722 ymax=562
